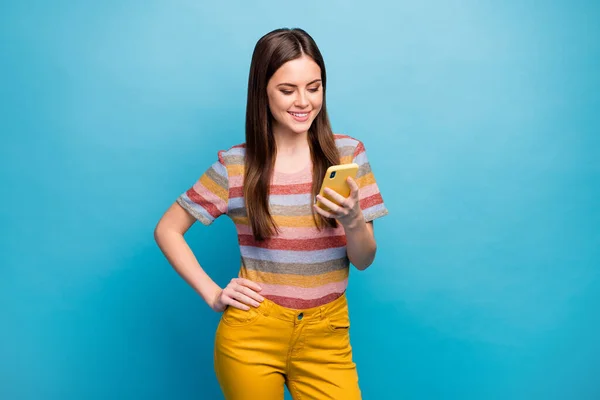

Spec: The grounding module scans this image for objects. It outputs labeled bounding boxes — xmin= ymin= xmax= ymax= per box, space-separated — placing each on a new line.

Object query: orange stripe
xmin=356 ymin=171 xmax=375 ymax=187
xmin=340 ymin=155 xmax=354 ymax=164
xmin=242 ymin=269 xmax=348 ymax=288
xmin=199 ymin=174 xmax=227 ymax=201
xmin=232 ymin=214 xmax=317 ymax=227
xmin=228 ymin=164 xmax=244 ymax=176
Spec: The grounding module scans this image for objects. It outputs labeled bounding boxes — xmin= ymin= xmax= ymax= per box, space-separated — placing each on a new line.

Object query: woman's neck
xmin=271 ymin=123 xmax=311 ymax=173
xmin=272 ymin=123 xmax=309 ymax=154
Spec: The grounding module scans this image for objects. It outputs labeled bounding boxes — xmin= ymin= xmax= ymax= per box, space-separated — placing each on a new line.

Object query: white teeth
xmin=290 ymin=112 xmax=308 ymax=117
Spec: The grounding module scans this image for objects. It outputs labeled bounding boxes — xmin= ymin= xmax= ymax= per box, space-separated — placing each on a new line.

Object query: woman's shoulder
xmin=333 ymin=133 xmax=361 ymax=144
xmin=216 ymin=143 xmax=246 ymax=166
xmin=333 ymin=133 xmax=364 ymax=163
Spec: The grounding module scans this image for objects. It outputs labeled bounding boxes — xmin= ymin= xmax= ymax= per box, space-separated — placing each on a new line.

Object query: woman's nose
xmin=294 ymin=91 xmax=309 ymax=107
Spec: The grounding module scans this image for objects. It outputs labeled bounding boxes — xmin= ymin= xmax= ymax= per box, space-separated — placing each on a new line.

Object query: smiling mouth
xmin=288 ymin=111 xmax=310 ymax=118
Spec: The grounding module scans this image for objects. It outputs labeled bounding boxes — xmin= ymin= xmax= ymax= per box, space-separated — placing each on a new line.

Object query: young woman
xmin=155 ymin=28 xmax=388 ymax=400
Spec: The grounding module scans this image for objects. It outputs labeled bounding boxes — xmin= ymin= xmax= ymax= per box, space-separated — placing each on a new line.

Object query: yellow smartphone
xmin=316 ymin=163 xmax=359 ymax=211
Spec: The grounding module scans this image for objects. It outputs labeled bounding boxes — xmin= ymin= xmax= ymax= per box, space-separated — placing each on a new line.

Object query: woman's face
xmin=266 ymin=55 xmax=323 ymax=136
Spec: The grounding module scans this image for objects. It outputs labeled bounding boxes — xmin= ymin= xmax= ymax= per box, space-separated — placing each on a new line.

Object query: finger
xmin=317 ymin=195 xmax=342 ymax=214
xmin=231 ymin=291 xmax=261 ymax=308
xmin=313 ymin=203 xmax=335 ymax=219
xmin=346 ymin=177 xmax=360 ymax=195
xmin=236 ymin=278 xmax=262 ymax=292
xmin=238 ymin=285 xmax=265 ymax=302
xmin=323 ymin=187 xmax=347 ymax=204
xmin=224 ymin=297 xmax=251 ymax=311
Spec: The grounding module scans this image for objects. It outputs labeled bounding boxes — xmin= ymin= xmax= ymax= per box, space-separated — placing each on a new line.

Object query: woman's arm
xmin=154 ymin=202 xmax=223 ymax=307
xmin=313 ymin=177 xmax=377 ymax=270
xmin=154 ymin=202 xmax=264 ymax=311
xmin=341 ymin=219 xmax=376 ymax=270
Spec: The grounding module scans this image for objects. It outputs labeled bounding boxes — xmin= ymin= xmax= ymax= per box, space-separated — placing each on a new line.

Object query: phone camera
xmin=329 ymin=171 xmax=336 ymax=179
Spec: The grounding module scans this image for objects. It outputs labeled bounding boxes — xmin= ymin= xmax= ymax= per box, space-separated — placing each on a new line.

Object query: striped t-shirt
xmin=177 ymin=134 xmax=388 ymax=309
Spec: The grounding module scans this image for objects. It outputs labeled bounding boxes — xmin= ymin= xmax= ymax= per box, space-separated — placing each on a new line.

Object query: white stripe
xmin=229 ymin=197 xmax=245 ymax=210
xmin=239 ymin=246 xmax=347 ymax=263
xmin=226 ymin=147 xmax=245 ymax=157
xmin=363 ymin=203 xmax=388 ymax=220
xmin=353 ymin=151 xmax=368 ymax=165
xmin=269 ymin=193 xmax=312 ymax=206
xmin=212 ymin=161 xmax=227 ymax=178
xmin=335 ymin=137 xmax=358 ymax=148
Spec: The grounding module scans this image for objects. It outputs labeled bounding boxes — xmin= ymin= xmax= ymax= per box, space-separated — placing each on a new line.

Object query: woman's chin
xmin=289 ymin=120 xmax=315 ymax=134
xmin=272 ymin=118 xmax=315 ymax=136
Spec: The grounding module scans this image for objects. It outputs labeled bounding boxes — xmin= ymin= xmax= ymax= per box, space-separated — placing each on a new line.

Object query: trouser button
xmin=297 ymin=313 xmax=304 ymax=320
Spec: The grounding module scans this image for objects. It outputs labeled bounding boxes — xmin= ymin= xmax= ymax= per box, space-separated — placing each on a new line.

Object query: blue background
xmin=1 ymin=1 xmax=599 ymax=399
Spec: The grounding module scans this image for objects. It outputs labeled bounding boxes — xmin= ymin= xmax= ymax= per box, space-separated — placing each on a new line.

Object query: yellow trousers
xmin=214 ymin=293 xmax=362 ymax=399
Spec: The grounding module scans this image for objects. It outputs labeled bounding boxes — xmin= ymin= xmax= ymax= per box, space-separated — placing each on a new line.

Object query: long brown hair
xmin=244 ymin=28 xmax=339 ymax=241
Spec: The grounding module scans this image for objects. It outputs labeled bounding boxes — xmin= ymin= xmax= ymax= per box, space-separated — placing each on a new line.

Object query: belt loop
xmin=319 ymin=306 xmax=326 ymax=320
xmin=262 ymin=299 xmax=271 ymax=317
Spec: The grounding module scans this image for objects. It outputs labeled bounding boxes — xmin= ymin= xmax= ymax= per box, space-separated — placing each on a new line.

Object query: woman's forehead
xmin=271 ymin=56 xmax=321 ymax=84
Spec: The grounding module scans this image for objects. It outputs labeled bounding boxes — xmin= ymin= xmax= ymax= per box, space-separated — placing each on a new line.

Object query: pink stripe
xmin=359 ymin=183 xmax=379 ymax=200
xmin=266 ymin=293 xmax=342 ymax=309
xmin=236 ymin=224 xmax=345 ymax=239
xmin=334 ymin=134 xmax=353 ymax=140
xmin=229 ymin=175 xmax=243 ymax=187
xmin=191 ymin=182 xmax=227 ymax=213
xmin=258 ymin=279 xmax=348 ymax=300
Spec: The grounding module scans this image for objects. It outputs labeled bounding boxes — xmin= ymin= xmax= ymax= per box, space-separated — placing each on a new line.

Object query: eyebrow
xmin=277 ymin=79 xmax=322 ymax=88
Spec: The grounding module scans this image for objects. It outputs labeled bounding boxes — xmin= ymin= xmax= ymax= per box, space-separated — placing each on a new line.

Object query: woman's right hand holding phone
xmin=211 ymin=278 xmax=265 ymax=312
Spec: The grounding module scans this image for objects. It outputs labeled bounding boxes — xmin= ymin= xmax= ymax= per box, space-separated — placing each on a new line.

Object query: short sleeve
xmin=176 ymin=152 xmax=229 ymax=226
xmin=352 ymin=141 xmax=389 ymax=222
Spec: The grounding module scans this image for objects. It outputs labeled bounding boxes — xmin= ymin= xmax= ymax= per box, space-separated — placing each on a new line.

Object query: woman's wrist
xmin=341 ymin=212 xmax=365 ymax=232
xmin=208 ymin=287 xmax=224 ymax=311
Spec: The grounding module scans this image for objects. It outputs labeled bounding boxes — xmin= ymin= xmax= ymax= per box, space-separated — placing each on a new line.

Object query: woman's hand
xmin=313 ymin=177 xmax=363 ymax=229
xmin=211 ymin=278 xmax=265 ymax=312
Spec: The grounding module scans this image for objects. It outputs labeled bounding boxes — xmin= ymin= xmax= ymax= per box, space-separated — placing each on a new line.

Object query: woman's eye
xmin=280 ymin=90 xmax=293 ymax=95
xmin=308 ymin=87 xmax=320 ymax=93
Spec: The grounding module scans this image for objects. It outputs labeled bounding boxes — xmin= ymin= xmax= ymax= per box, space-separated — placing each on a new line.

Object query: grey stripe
xmin=269 ymin=203 xmax=313 ymax=216
xmin=356 ymin=163 xmax=372 ymax=179
xmin=223 ymin=154 xmax=244 ymax=165
xmin=364 ymin=204 xmax=389 ymax=222
xmin=206 ymin=167 xmax=228 ymax=189
xmin=242 ymin=257 xmax=349 ymax=275
xmin=337 ymin=145 xmax=355 ymax=158
xmin=228 ymin=206 xmax=247 ymax=218
xmin=176 ymin=197 xmax=212 ymax=226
